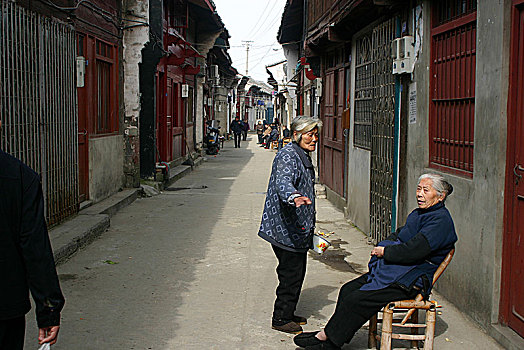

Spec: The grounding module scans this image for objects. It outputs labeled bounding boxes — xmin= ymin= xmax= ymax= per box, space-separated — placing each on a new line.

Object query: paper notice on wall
xmin=409 ymin=82 xmax=417 ymax=124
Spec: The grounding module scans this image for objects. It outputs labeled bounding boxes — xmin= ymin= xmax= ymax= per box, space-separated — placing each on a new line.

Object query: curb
xmin=50 ymin=189 xmax=140 ymax=266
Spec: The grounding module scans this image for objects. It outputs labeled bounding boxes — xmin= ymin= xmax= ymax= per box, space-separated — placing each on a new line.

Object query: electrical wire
xmin=244 ymin=0 xmax=273 ymax=39
xmin=245 ymin=0 xmax=281 ymax=40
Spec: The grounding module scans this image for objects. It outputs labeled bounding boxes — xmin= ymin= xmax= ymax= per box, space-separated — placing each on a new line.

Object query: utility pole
xmin=242 ymin=40 xmax=253 ymax=76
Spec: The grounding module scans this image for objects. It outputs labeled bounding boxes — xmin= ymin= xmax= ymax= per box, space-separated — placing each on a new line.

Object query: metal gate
xmin=0 ymin=0 xmax=78 ymax=226
xmin=370 ymin=19 xmax=396 ymax=243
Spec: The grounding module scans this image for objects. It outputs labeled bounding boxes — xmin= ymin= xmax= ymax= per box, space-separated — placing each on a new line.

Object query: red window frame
xmin=94 ymin=39 xmax=118 ymax=135
xmin=429 ymin=0 xmax=477 ymax=177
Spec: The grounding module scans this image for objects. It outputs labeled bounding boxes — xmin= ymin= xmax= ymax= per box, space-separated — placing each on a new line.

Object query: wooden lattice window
xmin=95 ymin=39 xmax=118 ymax=134
xmin=429 ymin=0 xmax=477 ymax=176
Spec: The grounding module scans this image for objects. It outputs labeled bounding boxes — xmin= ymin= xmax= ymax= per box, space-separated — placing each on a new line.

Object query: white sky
xmin=213 ymin=0 xmax=287 ymax=82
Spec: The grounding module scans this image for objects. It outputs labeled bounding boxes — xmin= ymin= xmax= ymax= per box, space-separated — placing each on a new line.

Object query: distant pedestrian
xmin=261 ymin=124 xmax=272 ymax=147
xmin=265 ymin=123 xmax=279 ymax=149
xmin=282 ymin=125 xmax=291 ymax=138
xmin=258 ymin=116 xmax=322 ymax=335
xmin=256 ymin=120 xmax=265 ymax=144
xmin=279 ymin=125 xmax=291 ymax=149
xmin=230 ymin=116 xmax=243 ymax=148
xmin=241 ymin=119 xmax=250 ymax=141
xmin=0 ymin=121 xmax=65 ymax=349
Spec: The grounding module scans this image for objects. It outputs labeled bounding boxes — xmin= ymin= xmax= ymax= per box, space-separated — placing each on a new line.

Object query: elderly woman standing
xmin=294 ymin=173 xmax=457 ymax=349
xmin=259 ymin=116 xmax=322 ymax=335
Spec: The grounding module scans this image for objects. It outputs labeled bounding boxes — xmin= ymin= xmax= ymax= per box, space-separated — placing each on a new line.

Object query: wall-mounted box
xmin=181 ymin=84 xmax=189 ymax=98
xmin=392 ymin=36 xmax=414 ymax=74
xmin=76 ymin=56 xmax=86 ymax=87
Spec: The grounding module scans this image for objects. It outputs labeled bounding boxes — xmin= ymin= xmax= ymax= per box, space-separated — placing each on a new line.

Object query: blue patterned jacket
xmin=258 ymin=143 xmax=316 ymax=251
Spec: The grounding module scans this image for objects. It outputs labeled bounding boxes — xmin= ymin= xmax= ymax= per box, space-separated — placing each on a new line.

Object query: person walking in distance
xmin=0 ymin=119 xmax=65 ymax=349
xmin=230 ymin=116 xmax=243 ymax=148
xmin=258 ymin=116 xmax=322 ymax=334
xmin=256 ymin=120 xmax=265 ymax=144
xmin=241 ymin=119 xmax=250 ymax=141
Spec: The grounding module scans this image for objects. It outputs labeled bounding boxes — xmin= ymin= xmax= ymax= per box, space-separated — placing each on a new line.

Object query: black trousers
xmin=0 ymin=316 xmax=25 ymax=350
xmin=233 ymin=132 xmax=241 ymax=148
xmin=272 ymin=245 xmax=307 ymax=323
xmin=257 ymin=134 xmax=263 ymax=144
xmin=324 ymin=274 xmax=419 ymax=347
xmin=242 ymin=130 xmax=247 ymax=141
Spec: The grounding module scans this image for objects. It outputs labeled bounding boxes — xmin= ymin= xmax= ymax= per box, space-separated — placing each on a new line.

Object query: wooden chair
xmin=368 ymin=249 xmax=455 ymax=350
xmin=282 ymin=137 xmax=292 ymax=146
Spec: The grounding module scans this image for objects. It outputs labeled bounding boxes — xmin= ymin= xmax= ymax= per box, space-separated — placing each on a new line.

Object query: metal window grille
xmin=0 ymin=0 xmax=78 ymax=226
xmin=354 ymin=34 xmax=373 ymax=150
xmin=370 ymin=18 xmax=396 ymax=244
xmin=430 ymin=1 xmax=476 ymax=176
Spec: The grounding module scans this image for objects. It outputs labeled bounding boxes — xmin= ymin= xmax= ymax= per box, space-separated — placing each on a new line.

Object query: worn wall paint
xmin=122 ymin=0 xmax=149 ymax=187
xmin=89 ymin=135 xmax=124 ymax=202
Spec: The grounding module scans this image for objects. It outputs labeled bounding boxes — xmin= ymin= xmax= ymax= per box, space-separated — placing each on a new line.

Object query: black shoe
xmin=294 ymin=332 xmax=320 ymax=347
xmin=293 ymin=332 xmax=341 ymax=349
xmin=272 ymin=320 xmax=303 ymax=334
xmin=293 ymin=315 xmax=307 ymax=325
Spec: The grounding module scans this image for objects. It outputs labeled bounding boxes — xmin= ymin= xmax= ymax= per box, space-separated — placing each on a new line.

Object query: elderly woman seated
xmin=294 ymin=173 xmax=457 ymax=350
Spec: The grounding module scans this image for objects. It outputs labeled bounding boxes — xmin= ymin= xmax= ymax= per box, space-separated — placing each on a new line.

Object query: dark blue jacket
xmin=361 ymin=202 xmax=457 ymax=297
xmin=230 ymin=119 xmax=243 ymax=134
xmin=0 ymin=150 xmax=64 ymax=327
xmin=258 ymin=143 xmax=316 ymax=251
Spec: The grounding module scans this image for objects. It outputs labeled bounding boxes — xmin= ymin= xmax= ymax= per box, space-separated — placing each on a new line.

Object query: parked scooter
xmin=205 ymin=121 xmax=221 ymax=155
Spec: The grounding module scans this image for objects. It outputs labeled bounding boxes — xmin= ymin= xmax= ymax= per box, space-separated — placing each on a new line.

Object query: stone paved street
xmin=25 ymin=136 xmax=503 ymax=349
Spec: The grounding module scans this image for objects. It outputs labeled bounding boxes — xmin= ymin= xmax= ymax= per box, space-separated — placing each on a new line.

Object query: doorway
xmin=502 ymin=0 xmax=524 ymax=338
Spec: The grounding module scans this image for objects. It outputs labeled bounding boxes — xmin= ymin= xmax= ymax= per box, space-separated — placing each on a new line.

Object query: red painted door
xmin=172 ymin=83 xmax=184 ymax=159
xmin=321 ymin=69 xmax=344 ymax=196
xmin=77 ymin=34 xmax=89 ymax=202
xmin=503 ymin=0 xmax=524 ymax=338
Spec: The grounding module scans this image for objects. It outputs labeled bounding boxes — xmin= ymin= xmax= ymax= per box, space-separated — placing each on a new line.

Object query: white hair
xmin=290 ymin=116 xmax=322 ymax=143
xmin=418 ymin=173 xmax=453 ymax=200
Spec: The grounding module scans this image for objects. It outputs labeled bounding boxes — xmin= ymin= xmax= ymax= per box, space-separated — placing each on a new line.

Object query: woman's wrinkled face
xmin=297 ymin=127 xmax=319 ymax=152
xmin=416 ymin=178 xmax=444 ymax=209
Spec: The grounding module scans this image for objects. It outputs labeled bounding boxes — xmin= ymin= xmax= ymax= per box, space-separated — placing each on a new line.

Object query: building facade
xmin=279 ymin=0 xmax=524 ymax=347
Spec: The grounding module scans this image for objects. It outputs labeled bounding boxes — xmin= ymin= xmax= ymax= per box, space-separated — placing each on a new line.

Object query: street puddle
xmin=310 ymin=238 xmax=358 ymax=273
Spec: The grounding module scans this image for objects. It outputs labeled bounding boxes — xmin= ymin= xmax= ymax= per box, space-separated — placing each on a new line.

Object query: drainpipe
xmin=391 ymin=16 xmax=402 ymax=232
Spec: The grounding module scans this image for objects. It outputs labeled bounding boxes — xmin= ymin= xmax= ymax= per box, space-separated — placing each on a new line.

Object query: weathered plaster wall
xmin=89 ymin=135 xmax=124 ymax=202
xmin=122 ymin=0 xmax=149 ymax=187
xmin=404 ymin=0 xmax=510 ymax=330
xmin=215 ymin=86 xmax=229 ymax=136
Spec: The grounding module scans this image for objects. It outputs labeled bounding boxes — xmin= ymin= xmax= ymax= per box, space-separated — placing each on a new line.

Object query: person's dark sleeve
xmin=20 ymin=172 xmax=65 ymax=328
xmin=384 ymin=225 xmax=404 ymax=241
xmin=383 ymin=232 xmax=431 ymax=264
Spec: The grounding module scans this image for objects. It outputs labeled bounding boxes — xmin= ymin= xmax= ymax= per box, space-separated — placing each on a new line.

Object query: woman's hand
xmin=294 ymin=196 xmax=312 ymax=208
xmin=370 ymin=246 xmax=385 ymax=258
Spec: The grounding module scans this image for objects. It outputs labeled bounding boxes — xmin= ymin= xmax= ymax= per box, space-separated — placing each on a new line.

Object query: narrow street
xmin=25 ymin=136 xmax=502 ymax=350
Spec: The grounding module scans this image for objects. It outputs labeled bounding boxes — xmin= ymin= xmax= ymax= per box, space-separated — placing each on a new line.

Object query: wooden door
xmin=172 ymin=83 xmax=184 ymax=158
xmin=77 ymin=34 xmax=89 ymax=202
xmin=502 ymin=0 xmax=524 ymax=338
xmin=156 ymin=72 xmax=167 ymax=162
xmin=321 ymin=69 xmax=344 ymax=196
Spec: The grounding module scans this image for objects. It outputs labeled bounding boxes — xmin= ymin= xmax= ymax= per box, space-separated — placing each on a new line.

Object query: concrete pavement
xmin=24 ymin=135 xmax=503 ymax=349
